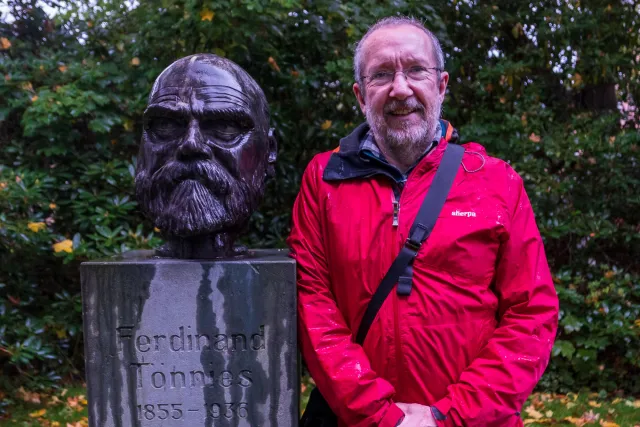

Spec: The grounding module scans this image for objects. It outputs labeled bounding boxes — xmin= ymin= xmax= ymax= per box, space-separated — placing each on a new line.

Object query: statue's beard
xmin=136 ymin=160 xmax=261 ymax=237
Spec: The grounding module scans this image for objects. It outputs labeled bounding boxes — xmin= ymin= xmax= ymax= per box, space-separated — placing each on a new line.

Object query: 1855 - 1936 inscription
xmin=118 ymin=324 xmax=266 ymax=424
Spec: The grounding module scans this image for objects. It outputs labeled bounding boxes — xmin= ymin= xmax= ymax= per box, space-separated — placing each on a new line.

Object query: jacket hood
xmin=323 ymin=120 xmax=459 ymax=182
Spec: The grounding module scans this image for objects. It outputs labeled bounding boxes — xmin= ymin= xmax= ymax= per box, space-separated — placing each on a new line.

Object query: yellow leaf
xmin=55 ymin=328 xmax=67 ymax=339
xmin=545 ymin=410 xmax=553 ymax=417
xmin=130 ymin=57 xmax=140 ymax=66
xmin=53 ymin=239 xmax=73 ymax=253
xmin=123 ymin=119 xmax=134 ymax=131
xmin=0 ymin=37 xmax=11 ymax=49
xmin=31 ymin=95 xmax=38 ymax=102
xmin=624 ymin=399 xmax=640 ymax=408
xmin=49 ymin=203 xmax=57 ymax=210
xmin=572 ymin=73 xmax=583 ymax=88
xmin=600 ymin=422 xmax=619 ymax=427
xmin=524 ymin=405 xmax=543 ymax=420
xmin=268 ymin=56 xmax=281 ymax=73
xmin=321 ymin=120 xmax=332 ymax=130
xmin=58 ymin=65 xmax=67 ymax=73
xmin=200 ymin=8 xmax=214 ymax=21
xmin=29 ymin=409 xmax=47 ymax=418
xmin=28 ymin=222 xmax=46 ymax=232
xmin=52 ymin=422 xmax=60 ymax=427
xmin=80 ymin=397 xmax=88 ymax=405
xmin=154 ymin=227 xmax=161 ymax=232
xmin=589 ymin=400 xmax=602 ymax=407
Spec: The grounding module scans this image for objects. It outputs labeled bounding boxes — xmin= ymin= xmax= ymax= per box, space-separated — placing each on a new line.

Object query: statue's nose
xmin=176 ymin=119 xmax=212 ymax=162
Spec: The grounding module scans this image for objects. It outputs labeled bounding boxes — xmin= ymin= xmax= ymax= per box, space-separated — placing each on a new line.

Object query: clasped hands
xmin=396 ymin=402 xmax=438 ymax=427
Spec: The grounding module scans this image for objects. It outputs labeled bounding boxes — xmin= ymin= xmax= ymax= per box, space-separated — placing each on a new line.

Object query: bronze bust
xmin=135 ymin=54 xmax=277 ymax=259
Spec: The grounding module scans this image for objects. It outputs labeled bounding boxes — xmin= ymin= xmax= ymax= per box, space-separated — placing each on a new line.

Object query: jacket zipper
xmin=391 ymin=184 xmax=402 ymax=227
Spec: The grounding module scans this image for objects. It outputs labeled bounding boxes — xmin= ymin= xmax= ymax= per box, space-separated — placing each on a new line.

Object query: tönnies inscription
xmin=118 ymin=325 xmax=266 ymax=353
xmin=130 ymin=363 xmax=253 ymax=390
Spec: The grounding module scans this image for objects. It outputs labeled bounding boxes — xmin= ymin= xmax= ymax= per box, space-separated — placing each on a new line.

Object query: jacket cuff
xmin=379 ymin=403 xmax=405 ymax=427
xmin=432 ymin=396 xmax=452 ymax=427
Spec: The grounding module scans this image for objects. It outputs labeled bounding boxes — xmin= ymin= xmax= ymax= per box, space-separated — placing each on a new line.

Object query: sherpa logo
xmin=451 ymin=210 xmax=476 ymax=218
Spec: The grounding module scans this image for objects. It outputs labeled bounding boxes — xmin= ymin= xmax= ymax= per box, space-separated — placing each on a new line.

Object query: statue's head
xmin=135 ymin=54 xmax=276 ymax=258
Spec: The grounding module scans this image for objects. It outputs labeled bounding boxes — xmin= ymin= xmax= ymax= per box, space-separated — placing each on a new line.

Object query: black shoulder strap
xmin=355 ymin=144 xmax=464 ymax=345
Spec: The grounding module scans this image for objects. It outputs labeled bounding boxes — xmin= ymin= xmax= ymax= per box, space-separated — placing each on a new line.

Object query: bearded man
xmin=288 ymin=17 xmax=558 ymax=427
xmin=135 ymin=54 xmax=276 ymax=259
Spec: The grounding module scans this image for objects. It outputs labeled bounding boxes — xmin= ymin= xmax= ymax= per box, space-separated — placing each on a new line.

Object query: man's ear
xmin=353 ymin=82 xmax=366 ymax=114
xmin=266 ymin=127 xmax=277 ymax=178
xmin=438 ymin=71 xmax=449 ymax=103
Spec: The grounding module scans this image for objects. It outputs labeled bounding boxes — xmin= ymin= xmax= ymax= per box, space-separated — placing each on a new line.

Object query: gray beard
xmin=136 ymin=172 xmax=258 ymax=237
xmin=365 ymin=99 xmax=441 ymax=167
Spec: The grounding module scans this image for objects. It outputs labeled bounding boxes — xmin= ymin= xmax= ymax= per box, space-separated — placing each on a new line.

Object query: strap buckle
xmin=404 ymin=237 xmax=421 ymax=252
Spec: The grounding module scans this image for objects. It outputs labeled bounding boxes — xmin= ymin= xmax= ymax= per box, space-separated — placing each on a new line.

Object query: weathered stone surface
xmin=81 ymin=249 xmax=297 ymax=427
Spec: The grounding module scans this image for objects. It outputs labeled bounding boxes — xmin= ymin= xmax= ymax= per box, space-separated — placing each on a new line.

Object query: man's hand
xmin=396 ymin=403 xmax=438 ymax=427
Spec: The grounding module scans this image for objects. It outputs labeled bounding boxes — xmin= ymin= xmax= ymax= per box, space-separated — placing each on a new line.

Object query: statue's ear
xmin=267 ymin=128 xmax=277 ymax=164
xmin=266 ymin=128 xmax=277 ymax=178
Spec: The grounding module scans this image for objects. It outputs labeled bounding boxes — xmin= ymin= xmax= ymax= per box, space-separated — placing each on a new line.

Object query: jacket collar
xmin=323 ymin=120 xmax=458 ymax=182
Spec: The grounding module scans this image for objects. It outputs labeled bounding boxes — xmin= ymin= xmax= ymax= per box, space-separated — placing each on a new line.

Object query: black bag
xmin=300 ymin=144 xmax=464 ymax=427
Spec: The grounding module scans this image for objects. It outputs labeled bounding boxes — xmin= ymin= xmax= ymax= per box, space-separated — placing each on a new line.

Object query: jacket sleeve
xmin=287 ymin=157 xmax=405 ymax=427
xmin=433 ymin=170 xmax=559 ymax=426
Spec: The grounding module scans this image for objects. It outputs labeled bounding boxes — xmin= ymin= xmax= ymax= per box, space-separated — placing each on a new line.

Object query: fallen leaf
xmin=589 ymin=400 xmax=602 ymax=407
xmin=524 ymin=405 xmax=543 ymax=420
xmin=200 ymin=8 xmax=214 ymax=21
xmin=600 ymin=421 xmax=620 ymax=427
xmin=130 ymin=57 xmax=140 ymax=66
xmin=58 ymin=64 xmax=67 ymax=73
xmin=529 ymin=133 xmax=541 ymax=143
xmin=8 ymin=295 xmax=20 ymax=305
xmin=29 ymin=409 xmax=47 ymax=418
xmin=321 ymin=120 xmax=332 ymax=130
xmin=0 ymin=37 xmax=11 ymax=49
xmin=49 ymin=203 xmax=57 ymax=210
xmin=31 ymin=95 xmax=38 ymax=102
xmin=53 ymin=239 xmax=73 ymax=253
xmin=624 ymin=399 xmax=640 ymax=408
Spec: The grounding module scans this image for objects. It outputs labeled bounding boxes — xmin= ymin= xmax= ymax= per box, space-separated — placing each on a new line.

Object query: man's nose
xmin=388 ymin=73 xmax=413 ymax=100
xmin=176 ymin=119 xmax=212 ymax=161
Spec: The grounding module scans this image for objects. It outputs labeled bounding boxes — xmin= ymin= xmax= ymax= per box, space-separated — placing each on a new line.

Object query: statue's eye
xmin=147 ymin=117 xmax=186 ymax=139
xmin=200 ymin=119 xmax=251 ymax=143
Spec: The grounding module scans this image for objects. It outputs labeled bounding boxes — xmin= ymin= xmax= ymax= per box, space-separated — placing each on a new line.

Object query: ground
xmin=1 ymin=380 xmax=639 ymax=426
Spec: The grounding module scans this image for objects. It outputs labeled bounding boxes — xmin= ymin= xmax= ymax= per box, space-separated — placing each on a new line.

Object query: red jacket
xmin=288 ymin=122 xmax=558 ymax=427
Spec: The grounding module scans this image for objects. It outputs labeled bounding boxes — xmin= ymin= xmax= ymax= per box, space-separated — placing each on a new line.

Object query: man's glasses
xmin=362 ymin=66 xmax=442 ymax=87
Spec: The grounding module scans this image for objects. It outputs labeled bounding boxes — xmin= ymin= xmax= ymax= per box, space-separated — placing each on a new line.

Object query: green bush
xmin=1 ymin=0 xmax=638 ymax=399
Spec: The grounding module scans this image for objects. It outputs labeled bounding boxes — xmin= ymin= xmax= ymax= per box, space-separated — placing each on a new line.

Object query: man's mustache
xmin=151 ymin=160 xmax=232 ymax=195
xmin=384 ymin=98 xmax=425 ymax=115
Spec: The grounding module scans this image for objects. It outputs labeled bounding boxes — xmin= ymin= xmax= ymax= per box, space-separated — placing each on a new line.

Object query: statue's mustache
xmin=151 ymin=160 xmax=232 ymax=195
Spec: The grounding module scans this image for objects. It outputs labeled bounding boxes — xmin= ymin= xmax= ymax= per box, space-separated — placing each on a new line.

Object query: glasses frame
xmin=361 ymin=67 xmax=443 ymax=87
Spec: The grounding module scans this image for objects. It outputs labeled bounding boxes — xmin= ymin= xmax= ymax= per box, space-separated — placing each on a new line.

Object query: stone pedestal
xmin=81 ymin=249 xmax=297 ymax=427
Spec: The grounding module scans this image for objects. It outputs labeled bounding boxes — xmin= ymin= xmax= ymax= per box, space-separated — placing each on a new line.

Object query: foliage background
xmin=1 ymin=0 xmax=639 ymax=404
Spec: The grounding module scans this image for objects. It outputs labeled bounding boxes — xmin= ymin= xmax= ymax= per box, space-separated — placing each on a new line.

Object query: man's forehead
xmin=362 ymin=25 xmax=433 ymax=66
